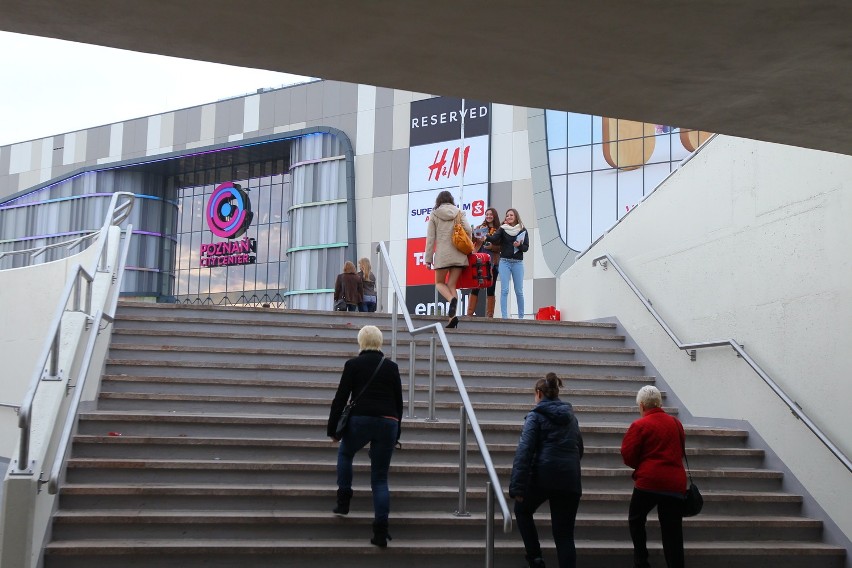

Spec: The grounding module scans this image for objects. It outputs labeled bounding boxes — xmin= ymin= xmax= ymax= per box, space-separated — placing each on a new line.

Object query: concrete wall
xmin=558 ymin=135 xmax=852 ymax=539
xmin=0 ymin=226 xmax=122 ymax=568
xmin=0 ymin=240 xmax=104 ymax=459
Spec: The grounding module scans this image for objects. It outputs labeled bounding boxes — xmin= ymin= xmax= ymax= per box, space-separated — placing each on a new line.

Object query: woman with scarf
xmin=485 ymin=208 xmax=529 ymax=319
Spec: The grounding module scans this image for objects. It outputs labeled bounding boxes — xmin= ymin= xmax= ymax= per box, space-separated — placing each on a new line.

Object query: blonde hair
xmin=358 ymin=325 xmax=383 ymax=351
xmin=343 ymin=261 xmax=357 ymax=274
xmin=359 ymin=257 xmax=372 ymax=280
xmin=636 ymin=385 xmax=662 ymax=409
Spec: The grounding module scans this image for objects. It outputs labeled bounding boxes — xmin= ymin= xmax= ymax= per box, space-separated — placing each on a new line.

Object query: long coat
xmin=425 ymin=203 xmax=472 ymax=269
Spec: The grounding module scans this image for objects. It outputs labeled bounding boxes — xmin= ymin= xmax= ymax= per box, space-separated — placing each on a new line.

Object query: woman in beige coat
xmin=424 ymin=190 xmax=471 ymax=328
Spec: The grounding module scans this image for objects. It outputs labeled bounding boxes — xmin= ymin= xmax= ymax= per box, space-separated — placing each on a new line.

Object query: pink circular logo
xmin=206 ymin=182 xmax=253 ymax=239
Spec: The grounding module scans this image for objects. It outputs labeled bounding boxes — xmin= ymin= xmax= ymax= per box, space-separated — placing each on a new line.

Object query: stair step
xmin=70 ymin=435 xmax=764 ymax=468
xmin=44 ymin=538 xmax=846 ymax=568
xmin=94 ymin=392 xmax=668 ymax=421
xmin=50 ymin=509 xmax=824 ymax=542
xmin=58 ymin=483 xmax=805 ymax=516
xmin=76 ymin=411 xmax=749 ymax=447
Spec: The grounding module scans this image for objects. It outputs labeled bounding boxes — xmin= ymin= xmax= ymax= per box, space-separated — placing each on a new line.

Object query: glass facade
xmin=546 ymin=111 xmax=710 ymax=251
xmin=0 ymin=130 xmax=355 ymax=308
xmin=0 ymin=170 xmax=177 ymax=297
xmin=172 ymin=158 xmax=291 ymax=307
xmin=286 ymin=133 xmax=350 ymax=310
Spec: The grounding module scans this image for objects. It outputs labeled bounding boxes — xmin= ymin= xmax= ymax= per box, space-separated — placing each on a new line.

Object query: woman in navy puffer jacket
xmin=510 ymin=373 xmax=584 ymax=568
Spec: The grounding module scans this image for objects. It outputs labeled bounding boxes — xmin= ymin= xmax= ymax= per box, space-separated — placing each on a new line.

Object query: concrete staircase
xmin=43 ymin=303 xmax=846 ymax=567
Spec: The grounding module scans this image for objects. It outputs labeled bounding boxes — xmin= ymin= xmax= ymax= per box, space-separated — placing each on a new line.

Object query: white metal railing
xmin=593 ymin=253 xmax=851 ymax=474
xmin=374 ymin=241 xmax=512 ymax=567
xmin=12 ymin=191 xmax=134 ymax=476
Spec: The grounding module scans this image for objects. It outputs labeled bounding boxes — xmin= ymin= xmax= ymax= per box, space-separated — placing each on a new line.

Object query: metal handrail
xmin=374 ymin=242 xmax=513 ymax=541
xmin=48 ymin=222 xmax=133 ymax=494
xmin=593 ymin=253 xmax=852 ymax=473
xmin=14 ymin=192 xmax=135 ymax=473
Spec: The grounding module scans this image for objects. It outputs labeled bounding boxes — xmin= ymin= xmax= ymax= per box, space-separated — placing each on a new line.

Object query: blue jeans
xmin=359 ymin=296 xmax=377 ymax=312
xmin=499 ymin=258 xmax=524 ymax=318
xmin=337 ymin=416 xmax=399 ymax=523
xmin=514 ymin=489 xmax=581 ymax=568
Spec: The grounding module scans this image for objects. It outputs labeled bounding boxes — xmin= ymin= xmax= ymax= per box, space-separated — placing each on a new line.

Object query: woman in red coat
xmin=620 ymin=385 xmax=687 ymax=568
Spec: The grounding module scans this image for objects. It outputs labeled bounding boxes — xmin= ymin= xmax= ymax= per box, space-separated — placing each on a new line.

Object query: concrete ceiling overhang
xmin=3 ymin=0 xmax=851 ymax=155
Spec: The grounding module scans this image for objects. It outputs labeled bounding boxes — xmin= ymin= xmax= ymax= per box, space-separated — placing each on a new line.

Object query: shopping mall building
xmin=0 ymin=79 xmax=710 ymax=315
xmin=1 ymin=77 xmax=851 ymax=553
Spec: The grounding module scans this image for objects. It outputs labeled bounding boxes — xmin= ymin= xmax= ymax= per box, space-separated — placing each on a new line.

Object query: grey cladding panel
xmin=305 ymin=82 xmax=323 ymax=121
xmin=184 ymin=106 xmax=202 ymax=146
xmin=338 ymin=82 xmax=358 ymax=115
xmin=374 ymin=105 xmax=393 ymax=153
xmin=258 ymin=92 xmax=276 ymax=130
xmin=172 ymin=110 xmax=189 ymax=146
xmin=390 ymin=148 xmax=409 ymax=196
xmin=322 ymin=81 xmax=341 ymax=116
xmin=0 ymin=146 xmax=10 ymax=178
xmin=86 ymin=126 xmax=110 ymax=163
xmin=376 ymin=87 xmax=394 ymax=109
xmin=122 ymin=119 xmax=148 ymax=158
xmin=290 ymin=85 xmax=307 ymax=123
xmin=372 ymin=150 xmax=393 ymax=197
xmin=273 ymin=89 xmax=291 ymax=126
xmin=214 ymin=101 xmax=232 ymax=139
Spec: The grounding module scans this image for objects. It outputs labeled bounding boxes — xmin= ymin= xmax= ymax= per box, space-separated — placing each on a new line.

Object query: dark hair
xmin=535 ymin=372 xmax=562 ymax=400
xmin=434 ymin=190 xmax=456 ymax=210
xmin=482 ymin=207 xmax=500 ymax=230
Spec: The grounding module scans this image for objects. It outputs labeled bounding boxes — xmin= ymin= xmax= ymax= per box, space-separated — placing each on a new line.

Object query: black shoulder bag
xmin=681 ymin=434 xmax=704 ymax=517
xmin=334 ymin=357 xmax=386 ymax=438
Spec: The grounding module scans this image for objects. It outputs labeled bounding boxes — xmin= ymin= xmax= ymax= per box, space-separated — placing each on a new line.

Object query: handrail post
xmin=426 ymin=334 xmax=437 ymax=422
xmin=486 ymin=481 xmax=495 ymax=568
xmin=391 ymin=293 xmax=398 ymax=361
xmin=455 ymin=405 xmax=470 ymax=516
xmin=407 ymin=340 xmax=416 ymax=419
xmin=50 ymin=328 xmax=60 ymax=377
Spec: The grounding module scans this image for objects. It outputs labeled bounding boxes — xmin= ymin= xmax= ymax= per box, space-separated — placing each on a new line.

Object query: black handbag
xmin=334 ymin=298 xmax=348 ymax=311
xmin=334 ymin=357 xmax=386 ymax=438
xmin=681 ymin=437 xmax=704 ymax=517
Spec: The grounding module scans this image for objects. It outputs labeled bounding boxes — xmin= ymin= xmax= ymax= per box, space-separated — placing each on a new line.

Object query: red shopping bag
xmin=535 ymin=306 xmax=560 ymax=320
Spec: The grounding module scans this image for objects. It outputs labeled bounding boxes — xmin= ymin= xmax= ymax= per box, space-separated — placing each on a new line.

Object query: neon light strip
xmin=283 ymin=288 xmax=334 ymax=296
xmin=0 ymin=229 xmax=176 ymax=245
xmin=286 ymin=242 xmax=347 ymax=253
xmin=289 ymin=155 xmax=346 ymax=170
xmin=288 ymin=198 xmax=347 ymax=211
xmin=0 ymin=192 xmax=175 ymax=211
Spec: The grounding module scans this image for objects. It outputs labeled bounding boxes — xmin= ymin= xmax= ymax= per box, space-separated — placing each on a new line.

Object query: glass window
xmin=545 ymin=110 xmax=567 ymax=150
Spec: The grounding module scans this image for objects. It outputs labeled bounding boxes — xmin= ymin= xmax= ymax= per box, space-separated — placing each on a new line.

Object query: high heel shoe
xmin=448 ymin=297 xmax=458 ymax=317
xmin=446 ymin=316 xmax=459 ymax=329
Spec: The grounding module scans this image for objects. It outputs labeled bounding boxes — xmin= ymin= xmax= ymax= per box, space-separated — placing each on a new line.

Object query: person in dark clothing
xmin=333 ymin=260 xmax=364 ymax=312
xmin=327 ymin=325 xmax=402 ymax=547
xmin=621 ymin=385 xmax=687 ymax=568
xmin=485 ymin=208 xmax=529 ymax=319
xmin=467 ymin=206 xmax=501 ymax=318
xmin=510 ymin=373 xmax=584 ymax=568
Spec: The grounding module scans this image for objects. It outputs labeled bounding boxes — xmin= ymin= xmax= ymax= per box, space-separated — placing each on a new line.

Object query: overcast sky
xmin=0 ymin=31 xmax=312 ymax=147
